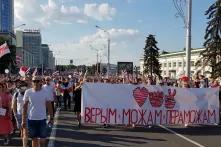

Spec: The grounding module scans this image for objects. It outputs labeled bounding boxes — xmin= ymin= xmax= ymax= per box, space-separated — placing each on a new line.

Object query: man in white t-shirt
xmin=22 ymin=76 xmax=53 ymax=147
xmin=42 ymin=76 xmax=56 ymax=116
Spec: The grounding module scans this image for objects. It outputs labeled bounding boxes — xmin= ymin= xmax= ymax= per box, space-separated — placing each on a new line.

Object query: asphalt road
xmin=1 ymin=110 xmax=221 ymax=147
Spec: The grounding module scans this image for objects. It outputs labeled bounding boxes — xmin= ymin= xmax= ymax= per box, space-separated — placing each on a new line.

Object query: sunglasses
xmin=20 ymin=86 xmax=27 ymax=90
xmin=32 ymin=80 xmax=41 ymax=83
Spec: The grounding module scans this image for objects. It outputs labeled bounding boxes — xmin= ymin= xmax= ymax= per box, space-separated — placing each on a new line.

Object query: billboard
xmin=117 ymin=62 xmax=133 ymax=74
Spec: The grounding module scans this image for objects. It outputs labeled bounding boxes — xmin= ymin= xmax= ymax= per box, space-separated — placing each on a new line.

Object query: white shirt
xmin=42 ymin=84 xmax=55 ymax=101
xmin=24 ymin=88 xmax=51 ymax=120
xmin=13 ymin=92 xmax=24 ymax=115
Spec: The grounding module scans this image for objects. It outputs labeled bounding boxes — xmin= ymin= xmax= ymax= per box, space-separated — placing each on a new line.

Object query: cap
xmin=180 ymin=76 xmax=189 ymax=82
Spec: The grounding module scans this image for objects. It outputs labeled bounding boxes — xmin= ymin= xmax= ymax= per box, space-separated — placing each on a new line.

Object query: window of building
xmin=178 ymin=62 xmax=182 ymax=67
xmin=164 ymin=63 xmax=167 ymax=67
xmin=173 ymin=62 xmax=176 ymax=67
xmin=164 ymin=71 xmax=166 ymax=75
xmin=169 ymin=63 xmax=171 ymax=67
xmin=184 ymin=62 xmax=186 ymax=67
xmin=191 ymin=61 xmax=195 ymax=66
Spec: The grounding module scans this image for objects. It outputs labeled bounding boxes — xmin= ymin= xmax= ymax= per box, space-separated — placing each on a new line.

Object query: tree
xmin=143 ymin=34 xmax=161 ymax=77
xmin=198 ymin=0 xmax=221 ymax=78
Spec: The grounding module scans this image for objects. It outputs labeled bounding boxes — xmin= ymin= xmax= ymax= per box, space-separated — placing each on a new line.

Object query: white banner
xmin=81 ymin=83 xmax=219 ymax=125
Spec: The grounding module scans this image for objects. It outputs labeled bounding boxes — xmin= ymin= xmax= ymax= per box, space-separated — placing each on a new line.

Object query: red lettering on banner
xmin=184 ymin=110 xmax=190 ymax=123
xmin=84 ymin=107 xmax=91 ymax=123
xmin=208 ymin=110 xmax=216 ymax=123
xmin=109 ymin=109 xmax=117 ymax=123
xmin=195 ymin=110 xmax=203 ymax=124
xmin=130 ymin=109 xmax=138 ymax=124
xmin=90 ymin=108 xmax=96 ymax=123
xmin=154 ymin=110 xmax=162 ymax=124
xmin=189 ymin=110 xmax=196 ymax=123
xmin=138 ymin=109 xmax=147 ymax=125
xmin=168 ymin=110 xmax=176 ymax=125
xmin=95 ymin=108 xmax=101 ymax=123
xmin=101 ymin=109 xmax=107 ymax=123
xmin=203 ymin=111 xmax=208 ymax=123
xmin=147 ymin=111 xmax=153 ymax=125
xmin=123 ymin=109 xmax=131 ymax=124
xmin=84 ymin=107 xmax=217 ymax=125
xmin=174 ymin=110 xmax=179 ymax=124
xmin=177 ymin=111 xmax=184 ymax=124
xmin=166 ymin=110 xmax=172 ymax=124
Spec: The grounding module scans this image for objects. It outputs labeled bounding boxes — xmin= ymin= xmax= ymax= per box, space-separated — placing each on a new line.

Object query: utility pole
xmin=173 ymin=0 xmax=192 ymax=78
xmin=95 ymin=25 xmax=110 ymax=77
xmin=186 ymin=0 xmax=192 ymax=78
xmin=90 ymin=44 xmax=103 ymax=75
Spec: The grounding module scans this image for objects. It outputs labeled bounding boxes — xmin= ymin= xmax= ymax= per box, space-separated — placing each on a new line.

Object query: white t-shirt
xmin=24 ymin=88 xmax=51 ymax=120
xmin=42 ymin=84 xmax=55 ymax=101
xmin=13 ymin=92 xmax=24 ymax=115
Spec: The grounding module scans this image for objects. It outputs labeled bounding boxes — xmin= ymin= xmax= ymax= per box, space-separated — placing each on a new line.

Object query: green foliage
xmin=143 ymin=34 xmax=161 ymax=77
xmin=199 ymin=0 xmax=221 ymax=78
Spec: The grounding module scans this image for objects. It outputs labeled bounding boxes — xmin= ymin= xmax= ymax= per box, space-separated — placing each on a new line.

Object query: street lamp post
xmin=173 ymin=0 xmax=192 ymax=78
xmin=14 ymin=24 xmax=26 ymax=30
xmin=95 ymin=25 xmax=110 ymax=77
xmin=186 ymin=0 xmax=192 ymax=78
xmin=90 ymin=44 xmax=104 ymax=75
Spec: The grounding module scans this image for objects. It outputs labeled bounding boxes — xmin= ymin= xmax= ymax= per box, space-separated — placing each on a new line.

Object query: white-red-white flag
xmin=0 ymin=43 xmax=10 ymax=58
xmin=19 ymin=66 xmax=29 ymax=77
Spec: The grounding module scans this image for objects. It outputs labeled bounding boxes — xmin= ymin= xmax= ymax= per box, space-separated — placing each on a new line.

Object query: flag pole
xmin=42 ymin=62 xmax=43 ymax=76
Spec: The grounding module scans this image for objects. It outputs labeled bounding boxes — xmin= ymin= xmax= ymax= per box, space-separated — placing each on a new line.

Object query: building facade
xmin=140 ymin=48 xmax=212 ymax=78
xmin=16 ymin=31 xmax=33 ymax=67
xmin=0 ymin=0 xmax=14 ymax=33
xmin=0 ymin=0 xmax=15 ymax=44
xmin=41 ymin=44 xmax=49 ymax=69
xmin=23 ymin=30 xmax=42 ymax=67
xmin=16 ymin=30 xmax=43 ymax=68
xmin=48 ymin=50 xmax=55 ymax=70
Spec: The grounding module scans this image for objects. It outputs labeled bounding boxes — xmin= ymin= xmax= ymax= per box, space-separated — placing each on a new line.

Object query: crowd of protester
xmin=0 ymin=72 xmax=220 ymax=146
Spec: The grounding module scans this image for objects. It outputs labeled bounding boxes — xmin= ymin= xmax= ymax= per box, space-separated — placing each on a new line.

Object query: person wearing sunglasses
xmin=42 ymin=76 xmax=56 ymax=116
xmin=22 ymin=76 xmax=53 ymax=147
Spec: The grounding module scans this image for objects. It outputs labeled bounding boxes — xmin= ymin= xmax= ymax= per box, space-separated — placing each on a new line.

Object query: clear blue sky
xmin=15 ymin=0 xmax=214 ymax=65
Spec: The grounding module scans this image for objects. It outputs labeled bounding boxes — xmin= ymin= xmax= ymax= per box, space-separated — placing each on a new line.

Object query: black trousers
xmin=56 ymin=95 xmax=62 ymax=107
xmin=51 ymin=101 xmax=55 ymax=117
xmin=63 ymin=94 xmax=71 ymax=110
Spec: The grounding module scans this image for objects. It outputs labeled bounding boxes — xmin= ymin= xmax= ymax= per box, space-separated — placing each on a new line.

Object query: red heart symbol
xmin=133 ymin=87 xmax=149 ymax=107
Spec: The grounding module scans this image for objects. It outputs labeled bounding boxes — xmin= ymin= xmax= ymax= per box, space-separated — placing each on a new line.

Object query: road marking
xmin=158 ymin=125 xmax=206 ymax=147
xmin=48 ymin=108 xmax=60 ymax=147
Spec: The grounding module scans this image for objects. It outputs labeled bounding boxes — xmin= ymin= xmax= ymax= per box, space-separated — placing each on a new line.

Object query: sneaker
xmin=184 ymin=123 xmax=189 ymax=127
xmin=3 ymin=138 xmax=9 ymax=145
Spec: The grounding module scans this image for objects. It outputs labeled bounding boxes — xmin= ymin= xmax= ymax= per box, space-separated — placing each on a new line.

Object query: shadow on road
xmin=53 ymin=124 xmax=167 ymax=147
